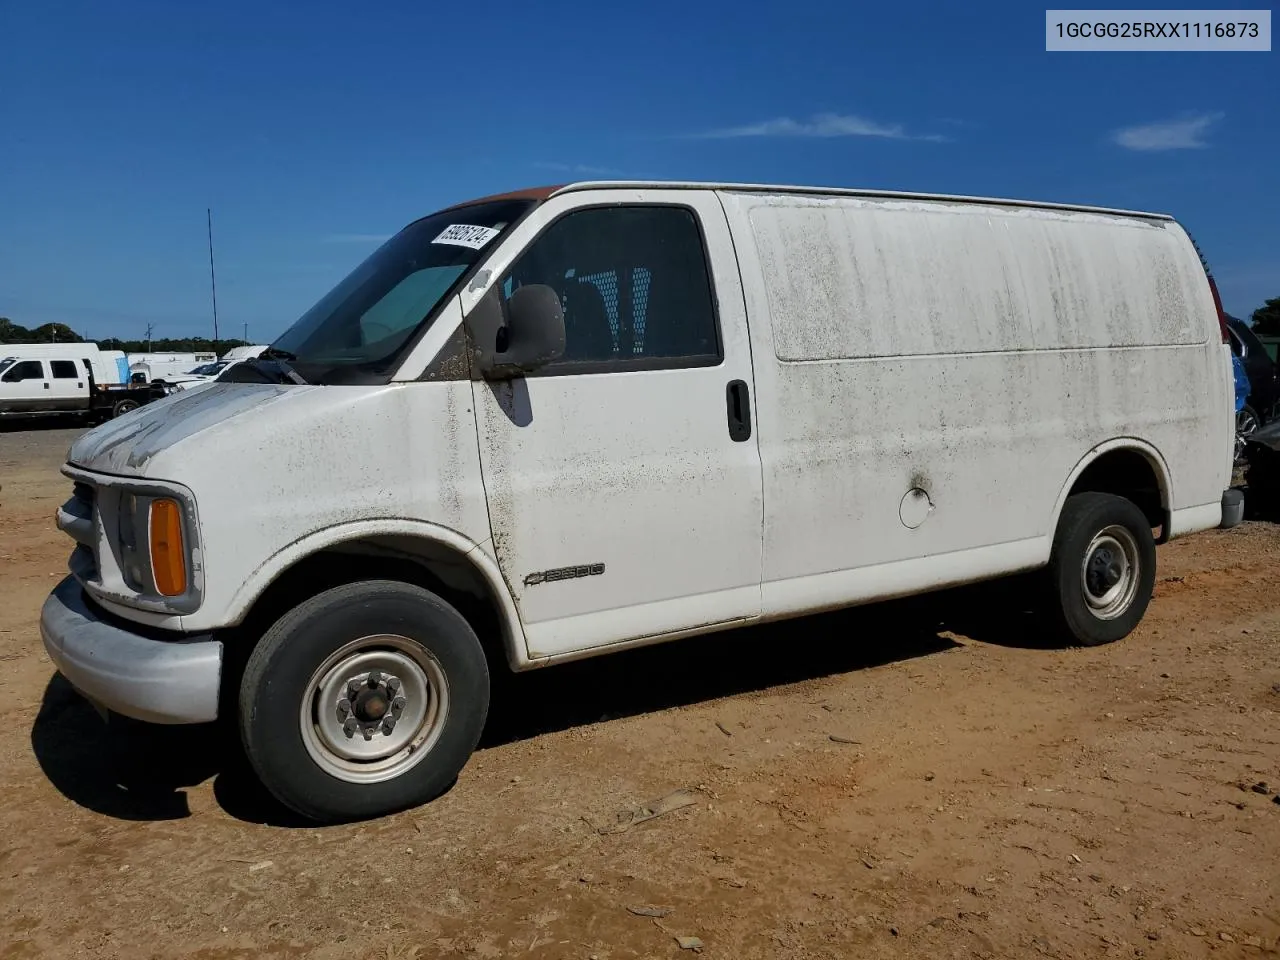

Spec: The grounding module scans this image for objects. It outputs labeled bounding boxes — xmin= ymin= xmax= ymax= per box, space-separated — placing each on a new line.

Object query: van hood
xmin=68 ymin=382 xmax=299 ymax=477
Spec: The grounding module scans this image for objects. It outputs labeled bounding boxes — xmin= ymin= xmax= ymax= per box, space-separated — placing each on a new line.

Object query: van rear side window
xmin=50 ymin=361 xmax=79 ymax=379
xmin=504 ymin=205 xmax=722 ymax=371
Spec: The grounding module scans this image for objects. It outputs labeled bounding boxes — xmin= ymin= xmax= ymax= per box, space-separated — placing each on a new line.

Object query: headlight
xmin=116 ymin=491 xmax=192 ymax=598
xmin=118 ymin=492 xmax=150 ymax=591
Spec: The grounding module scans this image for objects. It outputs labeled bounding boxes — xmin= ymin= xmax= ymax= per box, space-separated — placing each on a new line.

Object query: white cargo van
xmin=128 ymin=352 xmax=217 ymax=383
xmin=41 ymin=181 xmax=1238 ymax=822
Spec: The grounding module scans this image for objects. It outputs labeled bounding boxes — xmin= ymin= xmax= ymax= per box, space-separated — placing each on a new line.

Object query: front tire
xmin=238 ymin=580 xmax=490 ymax=823
xmin=1046 ymin=493 xmax=1156 ymax=646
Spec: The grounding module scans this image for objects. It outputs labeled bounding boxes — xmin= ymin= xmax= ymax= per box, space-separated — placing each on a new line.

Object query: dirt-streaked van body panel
xmin=716 ymin=190 xmax=1230 ymax=613
xmin=65 ymin=380 xmax=493 ymax=633
xmin=466 ymin=189 xmax=766 ymax=659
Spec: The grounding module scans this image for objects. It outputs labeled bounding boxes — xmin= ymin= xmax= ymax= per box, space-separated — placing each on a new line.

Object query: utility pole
xmin=243 ymin=321 xmax=248 ymax=344
xmin=207 ymin=208 xmax=220 ymax=347
xmin=145 ymin=322 xmax=154 ymax=351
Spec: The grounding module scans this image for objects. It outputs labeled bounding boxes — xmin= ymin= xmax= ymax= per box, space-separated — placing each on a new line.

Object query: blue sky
xmin=0 ymin=0 xmax=1275 ymax=341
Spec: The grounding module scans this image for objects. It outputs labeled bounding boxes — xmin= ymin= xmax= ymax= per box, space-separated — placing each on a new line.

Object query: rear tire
xmin=111 ymin=398 xmax=140 ymax=418
xmin=1236 ymin=404 xmax=1260 ymax=466
xmin=238 ymin=580 xmax=490 ymax=823
xmin=1046 ymin=493 xmax=1156 ymax=646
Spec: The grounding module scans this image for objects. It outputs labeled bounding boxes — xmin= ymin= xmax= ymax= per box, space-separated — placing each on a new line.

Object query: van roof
xmin=449 ymin=181 xmax=1173 ymax=222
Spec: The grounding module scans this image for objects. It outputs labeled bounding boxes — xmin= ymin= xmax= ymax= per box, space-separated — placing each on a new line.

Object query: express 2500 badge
xmin=523 ymin=563 xmax=605 ymax=587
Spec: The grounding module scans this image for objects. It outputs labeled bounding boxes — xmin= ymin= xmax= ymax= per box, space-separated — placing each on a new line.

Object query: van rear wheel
xmin=1046 ymin=493 xmax=1156 ymax=646
xmin=238 ymin=580 xmax=490 ymax=823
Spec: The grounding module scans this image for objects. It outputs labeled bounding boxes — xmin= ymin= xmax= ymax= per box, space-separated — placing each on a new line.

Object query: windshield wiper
xmin=257 ymin=347 xmax=308 ymax=385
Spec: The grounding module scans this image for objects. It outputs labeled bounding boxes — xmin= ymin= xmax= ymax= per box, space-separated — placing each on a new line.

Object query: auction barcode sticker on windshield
xmin=433 ymin=223 xmax=501 ymax=249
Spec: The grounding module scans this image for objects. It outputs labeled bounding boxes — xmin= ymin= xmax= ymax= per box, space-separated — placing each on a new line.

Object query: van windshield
xmin=268 ymin=198 xmax=534 ymax=384
xmin=0 ymin=359 xmax=12 ymax=376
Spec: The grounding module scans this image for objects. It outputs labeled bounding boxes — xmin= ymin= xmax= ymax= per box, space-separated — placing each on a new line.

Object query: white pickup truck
xmin=0 ymin=345 xmax=172 ymax=421
xmin=40 ymin=180 xmax=1239 ymax=823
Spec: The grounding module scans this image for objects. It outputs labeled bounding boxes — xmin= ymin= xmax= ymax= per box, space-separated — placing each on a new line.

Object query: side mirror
xmin=468 ymin=283 xmax=566 ymax=380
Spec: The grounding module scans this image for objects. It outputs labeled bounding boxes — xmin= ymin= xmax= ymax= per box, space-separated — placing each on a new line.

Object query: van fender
xmin=1047 ymin=437 xmax=1174 ymax=539
xmin=223 ymin=518 xmax=528 ymax=663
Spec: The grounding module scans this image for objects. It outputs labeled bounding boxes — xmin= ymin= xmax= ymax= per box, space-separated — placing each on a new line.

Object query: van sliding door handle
xmin=726 ymin=379 xmax=751 ymax=442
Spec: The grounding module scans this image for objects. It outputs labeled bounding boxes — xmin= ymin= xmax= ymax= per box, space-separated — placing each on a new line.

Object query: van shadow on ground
xmin=1241 ymin=484 xmax=1280 ymax=523
xmin=29 ymin=575 xmax=1057 ymax=828
xmin=0 ymin=415 xmax=87 ymax=433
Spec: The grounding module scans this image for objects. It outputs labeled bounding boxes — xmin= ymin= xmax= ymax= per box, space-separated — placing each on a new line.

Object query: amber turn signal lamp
xmin=149 ymin=498 xmax=186 ymax=596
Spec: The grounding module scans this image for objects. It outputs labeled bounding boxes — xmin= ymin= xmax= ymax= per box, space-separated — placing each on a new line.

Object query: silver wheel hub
xmin=300 ymin=635 xmax=449 ymax=784
xmin=1081 ymin=525 xmax=1140 ymax=620
xmin=1236 ymin=410 xmax=1259 ymax=464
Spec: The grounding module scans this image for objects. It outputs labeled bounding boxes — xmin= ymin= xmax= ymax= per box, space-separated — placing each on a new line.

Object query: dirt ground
xmin=1 ymin=422 xmax=1277 ymax=960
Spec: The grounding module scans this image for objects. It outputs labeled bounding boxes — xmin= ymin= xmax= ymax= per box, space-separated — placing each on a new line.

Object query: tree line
xmin=97 ymin=337 xmax=252 ymax=355
xmin=1252 ymin=298 xmax=1280 ymax=337
xmin=0 ymin=317 xmax=250 ymax=355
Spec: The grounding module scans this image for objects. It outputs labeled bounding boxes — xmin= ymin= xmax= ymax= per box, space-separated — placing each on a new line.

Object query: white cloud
xmin=534 ymin=162 xmax=620 ymax=176
xmin=1112 ymin=112 xmax=1223 ymax=151
xmin=322 ymin=233 xmax=390 ymax=244
xmin=691 ymin=112 xmax=945 ymax=142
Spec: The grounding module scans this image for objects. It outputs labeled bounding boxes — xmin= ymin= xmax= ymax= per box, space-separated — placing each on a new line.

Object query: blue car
xmin=1234 ymin=351 xmax=1250 ymax=414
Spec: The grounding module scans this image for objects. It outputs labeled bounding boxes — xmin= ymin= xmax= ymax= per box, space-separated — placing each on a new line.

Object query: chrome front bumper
xmin=40 ymin=576 xmax=222 ymax=724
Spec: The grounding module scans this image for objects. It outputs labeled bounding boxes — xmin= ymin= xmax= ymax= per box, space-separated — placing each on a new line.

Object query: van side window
xmin=503 ymin=206 xmax=721 ymax=371
xmin=50 ymin=360 xmax=79 ymax=379
xmin=2 ymin=360 xmax=45 ymax=382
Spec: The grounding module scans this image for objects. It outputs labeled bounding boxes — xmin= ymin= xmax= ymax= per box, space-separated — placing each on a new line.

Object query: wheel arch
xmin=1050 ymin=439 xmax=1174 ymax=542
xmin=224 ymin=520 xmax=529 ymax=672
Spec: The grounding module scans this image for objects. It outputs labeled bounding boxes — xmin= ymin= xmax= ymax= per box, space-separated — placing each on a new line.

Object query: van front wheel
xmin=1046 ymin=493 xmax=1156 ymax=646
xmin=238 ymin=580 xmax=490 ymax=823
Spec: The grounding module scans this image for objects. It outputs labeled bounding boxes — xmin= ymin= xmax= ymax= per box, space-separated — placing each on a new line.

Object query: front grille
xmin=70 ymin=544 xmax=97 ymax=581
xmin=58 ymin=480 xmax=100 ymax=583
xmin=72 ymin=482 xmax=93 ymax=508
